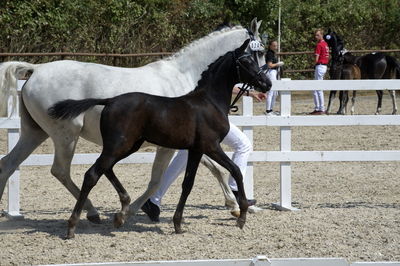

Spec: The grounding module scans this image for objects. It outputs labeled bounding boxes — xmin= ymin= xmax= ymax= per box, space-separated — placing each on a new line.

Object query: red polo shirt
xmin=315 ymin=40 xmax=329 ymax=64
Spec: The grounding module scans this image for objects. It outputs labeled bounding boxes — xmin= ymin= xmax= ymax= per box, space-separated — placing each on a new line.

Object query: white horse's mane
xmin=165 ymin=26 xmax=245 ymax=61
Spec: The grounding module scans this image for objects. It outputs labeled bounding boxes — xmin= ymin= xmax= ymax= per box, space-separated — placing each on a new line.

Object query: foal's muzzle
xmin=255 ymin=71 xmax=272 ymax=93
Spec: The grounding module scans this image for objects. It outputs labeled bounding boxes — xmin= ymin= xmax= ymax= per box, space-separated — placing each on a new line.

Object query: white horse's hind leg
xmin=0 ymin=129 xmax=48 ymax=202
xmin=129 ymin=147 xmax=175 ymax=215
xmin=50 ymin=135 xmax=101 ymax=223
xmin=389 ymin=90 xmax=397 ymax=115
xmin=0 ymin=98 xmax=48 ymax=203
xmin=200 ymin=156 xmax=240 ymax=217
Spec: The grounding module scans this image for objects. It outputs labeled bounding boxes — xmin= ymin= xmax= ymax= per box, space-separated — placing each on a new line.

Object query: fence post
xmin=273 ymin=79 xmax=299 ymax=211
xmin=242 ymin=96 xmax=254 ymax=200
xmin=5 ymin=87 xmax=23 ymax=218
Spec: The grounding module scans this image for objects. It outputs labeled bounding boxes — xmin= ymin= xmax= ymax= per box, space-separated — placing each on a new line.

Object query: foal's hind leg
xmin=173 ymin=150 xmax=203 ymax=234
xmin=389 ymin=90 xmax=397 ymax=115
xmin=67 ymin=154 xmax=114 ymax=239
xmin=104 ymin=169 xmax=131 ymax=228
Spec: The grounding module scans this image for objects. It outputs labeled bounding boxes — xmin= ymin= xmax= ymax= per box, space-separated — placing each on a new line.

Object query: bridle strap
xmin=230 ymin=83 xmax=251 ymax=112
xmin=230 ymin=53 xmax=255 ymax=112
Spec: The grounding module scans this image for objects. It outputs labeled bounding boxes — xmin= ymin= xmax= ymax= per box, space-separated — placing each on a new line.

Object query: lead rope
xmin=230 ymin=82 xmax=251 ymax=112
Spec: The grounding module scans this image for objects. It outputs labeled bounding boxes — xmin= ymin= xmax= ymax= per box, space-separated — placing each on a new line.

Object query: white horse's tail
xmin=0 ymin=61 xmax=38 ymax=117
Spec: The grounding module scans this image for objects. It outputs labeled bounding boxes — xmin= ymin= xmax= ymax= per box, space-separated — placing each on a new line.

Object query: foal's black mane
xmin=190 ymin=50 xmax=238 ymax=94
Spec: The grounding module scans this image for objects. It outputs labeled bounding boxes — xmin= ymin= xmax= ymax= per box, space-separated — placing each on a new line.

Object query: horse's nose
xmin=262 ymin=74 xmax=272 ymax=92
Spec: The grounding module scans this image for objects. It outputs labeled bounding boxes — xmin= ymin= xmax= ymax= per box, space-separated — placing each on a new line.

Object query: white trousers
xmin=150 ymin=123 xmax=251 ymax=206
xmin=266 ymin=69 xmax=278 ymax=111
xmin=313 ymin=65 xmax=327 ymax=111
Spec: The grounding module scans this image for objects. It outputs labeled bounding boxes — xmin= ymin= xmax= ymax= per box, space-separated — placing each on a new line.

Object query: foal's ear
xmin=239 ymin=39 xmax=251 ymax=52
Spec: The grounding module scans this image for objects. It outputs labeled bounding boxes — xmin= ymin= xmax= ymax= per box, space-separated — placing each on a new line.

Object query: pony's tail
xmin=48 ymin=98 xmax=110 ymax=120
xmin=0 ymin=61 xmax=38 ymax=116
xmin=385 ymin=55 xmax=400 ymax=79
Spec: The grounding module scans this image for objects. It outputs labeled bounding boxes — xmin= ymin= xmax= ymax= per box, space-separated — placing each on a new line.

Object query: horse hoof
xmin=174 ymin=224 xmax=183 ymax=234
xmin=175 ymin=228 xmax=183 ymax=234
xmin=230 ymin=210 xmax=240 ymax=218
xmin=65 ymin=230 xmax=75 ymax=240
xmin=113 ymin=213 xmax=125 ymax=228
xmin=236 ymin=217 xmax=246 ymax=229
xmin=87 ymin=214 xmax=101 ymax=224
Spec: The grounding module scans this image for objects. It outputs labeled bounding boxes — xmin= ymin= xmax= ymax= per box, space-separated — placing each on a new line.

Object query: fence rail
xmin=2 ymin=79 xmax=400 ymax=215
xmin=44 ymin=256 xmax=400 ymax=266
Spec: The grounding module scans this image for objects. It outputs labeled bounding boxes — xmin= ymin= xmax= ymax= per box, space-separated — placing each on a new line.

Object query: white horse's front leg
xmin=128 ymin=147 xmax=175 ymax=215
xmin=201 ymin=156 xmax=240 ymax=217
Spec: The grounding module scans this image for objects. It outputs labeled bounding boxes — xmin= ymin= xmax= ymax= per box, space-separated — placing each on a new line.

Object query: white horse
xmin=0 ymin=20 xmax=265 ymax=221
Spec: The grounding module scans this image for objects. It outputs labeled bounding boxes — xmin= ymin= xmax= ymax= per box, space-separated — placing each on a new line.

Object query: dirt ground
xmin=0 ymin=93 xmax=399 ymax=265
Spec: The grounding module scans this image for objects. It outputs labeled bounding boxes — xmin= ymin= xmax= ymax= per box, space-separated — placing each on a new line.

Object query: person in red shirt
xmin=310 ymin=28 xmax=329 ymax=115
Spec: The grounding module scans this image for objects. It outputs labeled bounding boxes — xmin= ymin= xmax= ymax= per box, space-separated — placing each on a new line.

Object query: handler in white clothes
xmin=141 ymin=86 xmax=266 ymax=222
xmin=310 ymin=28 xmax=330 ymax=115
xmin=264 ymin=40 xmax=284 ymax=116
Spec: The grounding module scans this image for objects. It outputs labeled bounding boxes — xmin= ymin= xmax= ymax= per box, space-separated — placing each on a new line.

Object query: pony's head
xmin=324 ymin=29 xmax=346 ymax=79
xmin=324 ymin=29 xmax=345 ymax=59
xmin=234 ymin=39 xmax=271 ymax=93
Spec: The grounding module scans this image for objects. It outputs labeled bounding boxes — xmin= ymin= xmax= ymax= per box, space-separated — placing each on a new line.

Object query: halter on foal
xmin=49 ymin=39 xmax=271 ymax=239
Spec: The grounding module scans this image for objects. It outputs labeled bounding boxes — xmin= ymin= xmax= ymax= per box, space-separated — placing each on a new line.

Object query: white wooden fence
xmin=2 ymin=79 xmax=400 ymax=216
xmin=43 ymin=256 xmax=400 ymax=266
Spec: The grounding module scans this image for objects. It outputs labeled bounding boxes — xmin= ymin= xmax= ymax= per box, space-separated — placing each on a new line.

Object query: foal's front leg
xmin=206 ymin=145 xmax=248 ymax=229
xmin=200 ymin=156 xmax=240 ymax=217
xmin=173 ymin=150 xmax=202 ymax=234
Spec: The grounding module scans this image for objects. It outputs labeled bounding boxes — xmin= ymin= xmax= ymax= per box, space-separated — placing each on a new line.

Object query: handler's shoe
xmin=141 ymin=199 xmax=160 ymax=222
xmin=309 ymin=110 xmax=326 ymax=115
xmin=232 ymin=190 xmax=257 ymax=206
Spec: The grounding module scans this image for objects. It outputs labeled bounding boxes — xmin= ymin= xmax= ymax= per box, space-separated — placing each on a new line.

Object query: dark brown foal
xmin=49 ymin=39 xmax=271 ymax=238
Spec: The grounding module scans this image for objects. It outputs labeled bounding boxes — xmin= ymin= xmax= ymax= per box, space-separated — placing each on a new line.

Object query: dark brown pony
xmin=48 ymin=39 xmax=271 ymax=239
xmin=324 ymin=30 xmax=361 ymax=114
xmin=325 ymin=29 xmax=400 ymax=115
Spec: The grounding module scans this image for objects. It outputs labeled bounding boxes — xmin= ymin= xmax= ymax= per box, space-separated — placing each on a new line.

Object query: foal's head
xmin=234 ymin=39 xmax=271 ymax=92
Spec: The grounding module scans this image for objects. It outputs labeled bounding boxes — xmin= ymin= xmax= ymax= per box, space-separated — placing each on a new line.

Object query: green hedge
xmin=1 ymin=0 xmax=399 ymax=77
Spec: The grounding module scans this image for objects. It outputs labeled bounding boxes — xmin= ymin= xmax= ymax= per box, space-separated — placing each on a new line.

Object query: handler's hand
xmin=250 ymin=91 xmax=267 ymax=102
